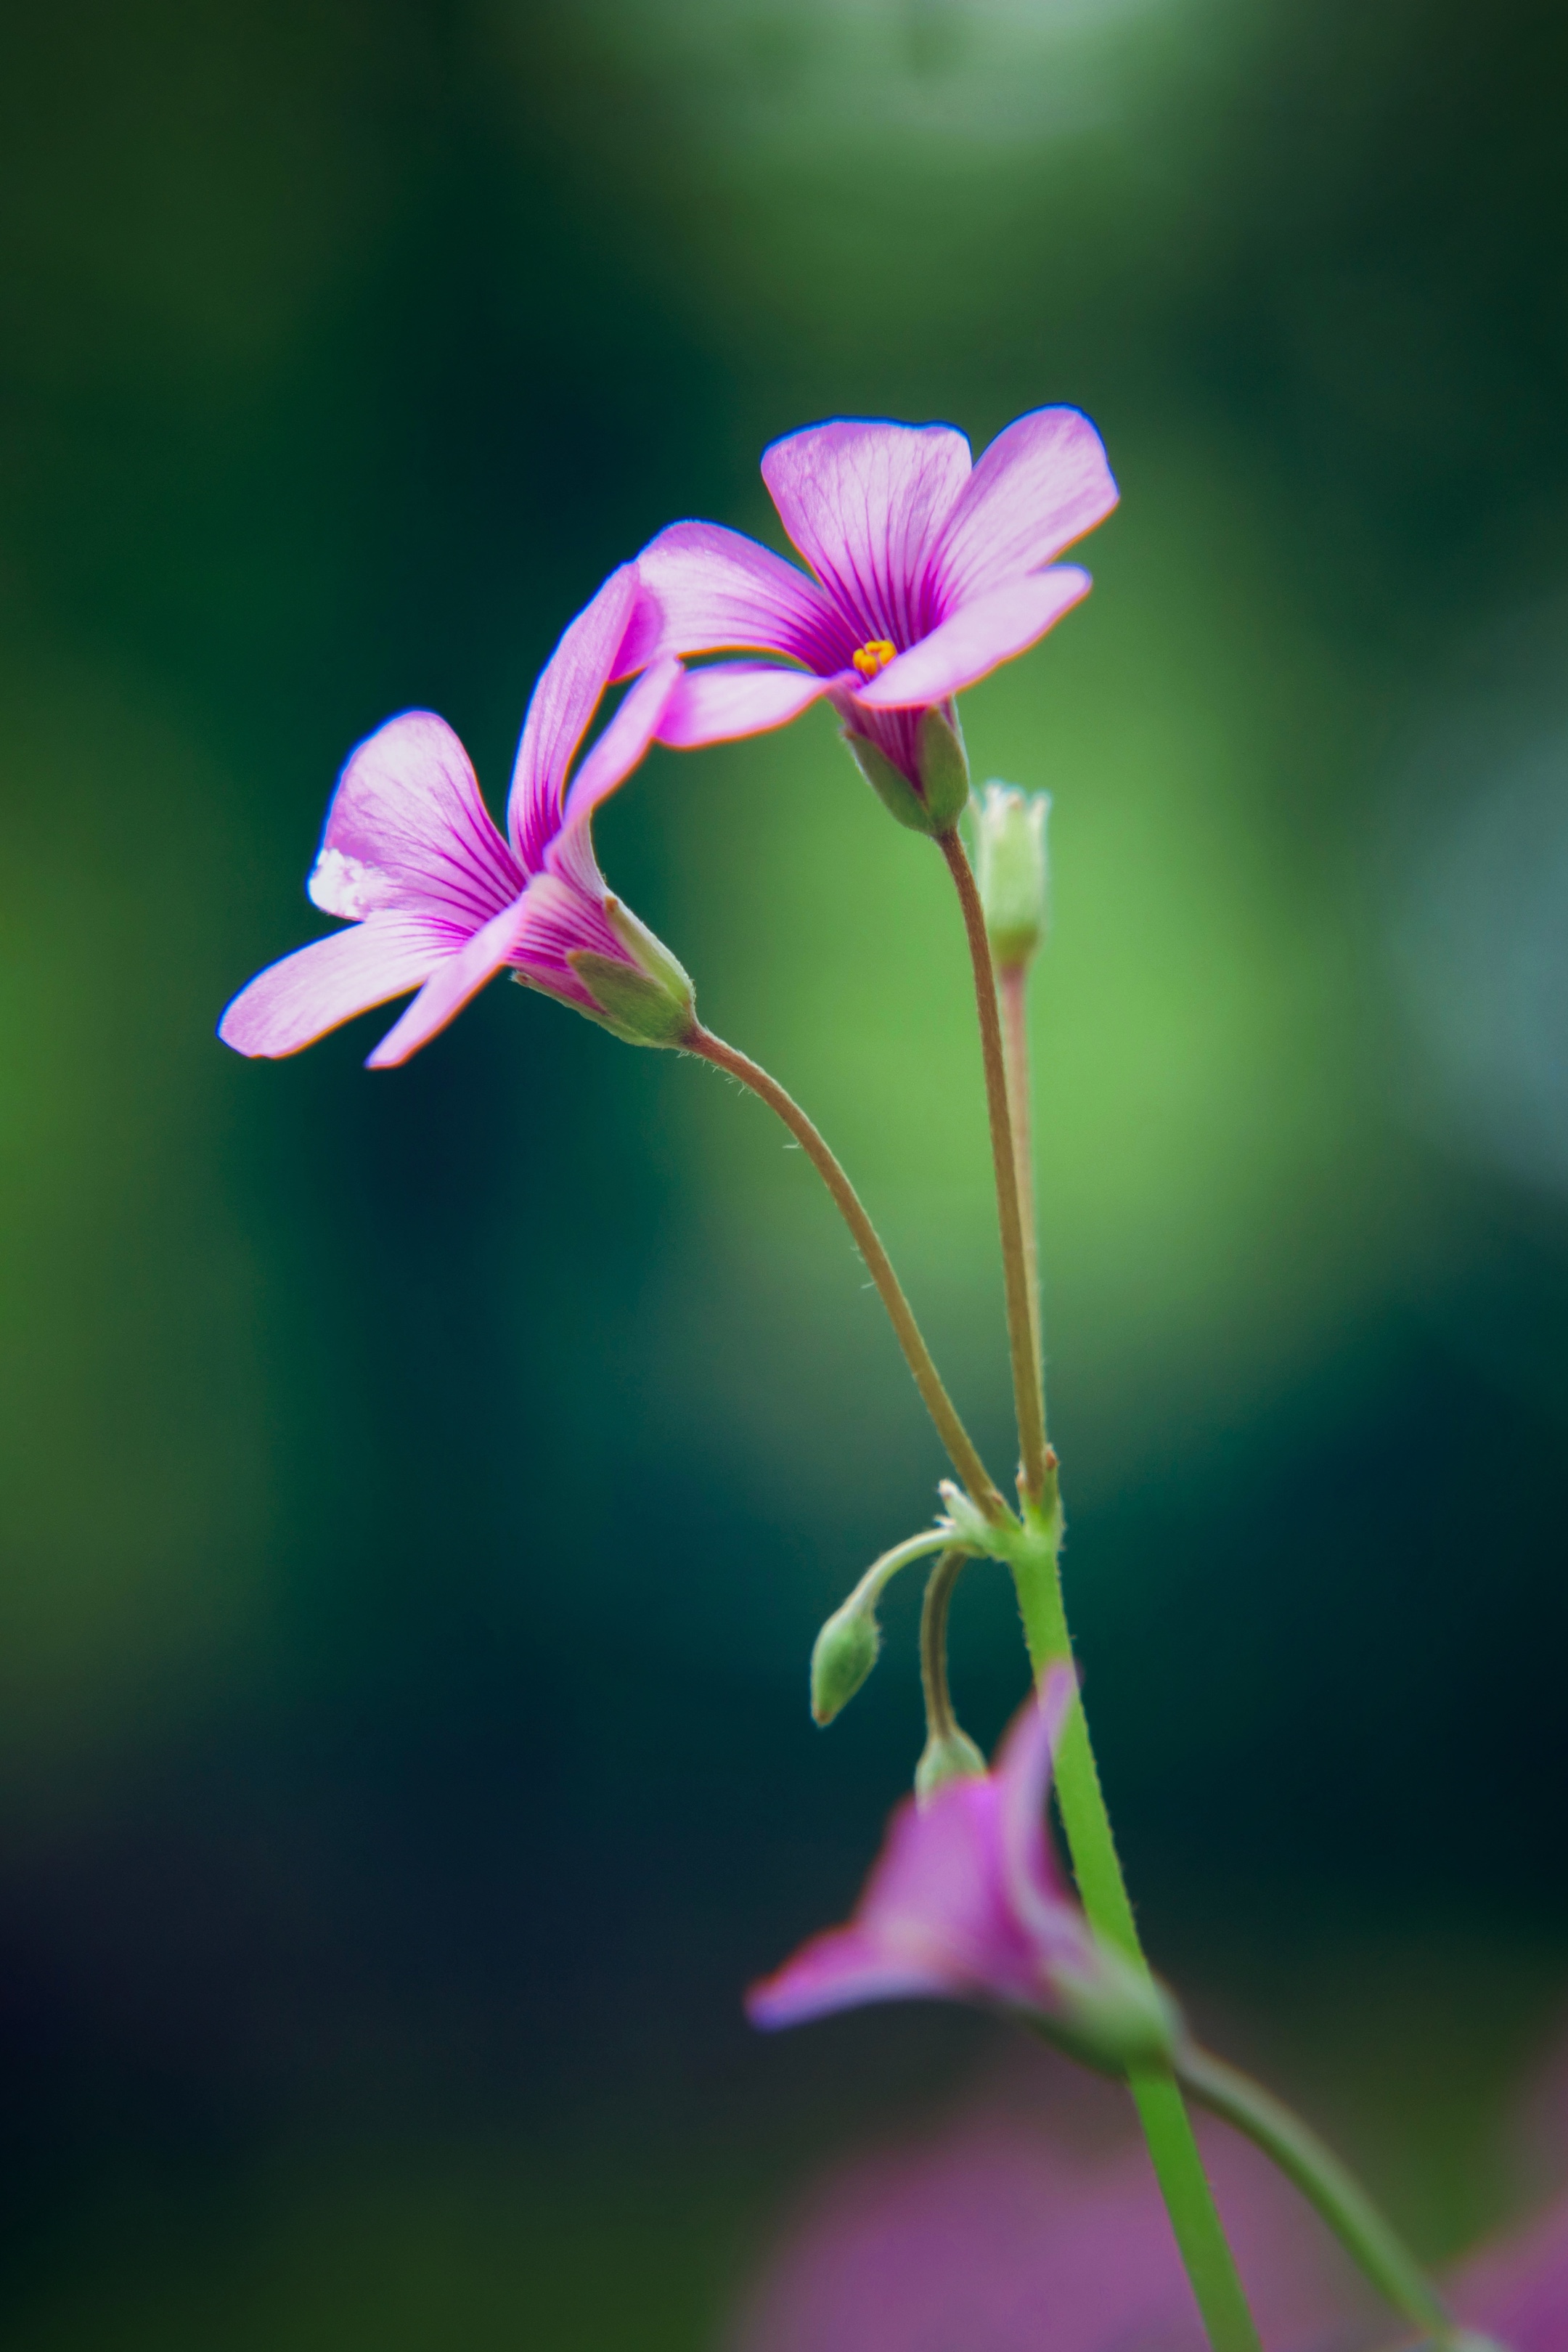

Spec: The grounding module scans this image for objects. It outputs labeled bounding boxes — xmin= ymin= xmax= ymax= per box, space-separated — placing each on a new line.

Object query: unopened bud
xmin=915 ymin=1724 xmax=987 ymax=1805
xmin=973 ymin=783 xmax=1050 ymax=971
xmin=810 ymin=1593 xmax=882 ymax=1725
xmin=567 ymin=897 xmax=698 ymax=1048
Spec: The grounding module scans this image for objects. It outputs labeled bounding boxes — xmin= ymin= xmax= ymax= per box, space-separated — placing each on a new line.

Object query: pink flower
xmin=1455 ymin=2175 xmax=1568 ymax=2349
xmin=624 ymin=409 xmax=1117 ymax=820
xmin=730 ymin=2075 xmax=1379 ymax=2352
xmin=748 ymin=1670 xmax=1155 ymax=2054
xmin=219 ymin=566 xmax=687 ymax=1067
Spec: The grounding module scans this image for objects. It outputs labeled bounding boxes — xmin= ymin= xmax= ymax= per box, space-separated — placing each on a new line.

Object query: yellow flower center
xmin=852 ymin=638 xmax=897 ymax=682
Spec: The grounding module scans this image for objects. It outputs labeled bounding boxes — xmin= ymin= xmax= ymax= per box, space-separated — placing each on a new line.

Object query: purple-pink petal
xmin=1455 ymin=2186 xmax=1568 ymax=2349
xmin=309 ymin=711 xmax=524 ymax=930
xmin=218 ymin=911 xmax=454 ymax=1059
xmin=761 ymin=420 xmax=972 ymax=649
xmin=931 ymin=405 xmax=1119 ymax=609
xmin=364 ymin=895 xmax=532 ymax=1069
xmin=626 ymin=521 xmax=848 ymax=676
xmin=508 ymin=565 xmax=641 ymax=874
xmin=995 ymin=1667 xmax=1080 ymax=1935
xmin=560 ymin=657 xmax=682 ymax=833
xmin=746 ymin=1924 xmax=965 ymax=2029
xmin=512 ymin=868 xmax=627 ymax=1008
xmin=854 ymin=568 xmax=1092 ymax=710
xmin=656 ymin=662 xmax=836 ymax=749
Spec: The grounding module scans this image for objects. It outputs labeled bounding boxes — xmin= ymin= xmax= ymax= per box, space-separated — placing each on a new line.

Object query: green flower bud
xmin=973 ymin=782 xmax=1050 ymax=971
xmin=915 ymin=1723 xmax=987 ymax=1805
xmin=810 ymin=1591 xmax=882 ymax=1725
xmin=566 ymin=896 xmax=698 ymax=1049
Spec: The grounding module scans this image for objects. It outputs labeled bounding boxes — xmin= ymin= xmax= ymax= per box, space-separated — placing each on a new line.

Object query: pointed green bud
xmin=915 ymin=1723 xmax=987 ymax=1805
xmin=915 ymin=708 xmax=971 ymax=835
xmin=973 ymin=782 xmax=1050 ymax=971
xmin=565 ymin=896 xmax=698 ymax=1049
xmin=810 ymin=1591 xmax=882 ymax=1725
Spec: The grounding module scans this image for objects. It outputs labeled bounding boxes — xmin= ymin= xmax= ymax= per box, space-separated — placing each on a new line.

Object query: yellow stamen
xmin=852 ymin=638 xmax=897 ymax=682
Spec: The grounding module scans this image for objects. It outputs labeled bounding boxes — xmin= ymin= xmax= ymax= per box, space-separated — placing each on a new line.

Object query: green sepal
xmin=565 ymin=952 xmax=695 ymax=1048
xmin=842 ymin=728 xmax=939 ymax=834
xmin=915 ymin=708 xmax=971 ymax=834
xmin=1050 ymin=1943 xmax=1182 ymax=2073
xmin=562 ymin=894 xmax=698 ymax=1050
xmin=810 ymin=1596 xmax=881 ymax=1725
xmin=914 ymin=1724 xmax=987 ymax=1805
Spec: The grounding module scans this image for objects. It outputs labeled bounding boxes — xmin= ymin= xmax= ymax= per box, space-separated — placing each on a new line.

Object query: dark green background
xmin=3 ymin=1 xmax=1567 ymax=2342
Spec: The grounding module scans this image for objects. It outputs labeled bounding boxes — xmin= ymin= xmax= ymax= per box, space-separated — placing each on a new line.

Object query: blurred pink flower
xmin=219 ymin=565 xmax=681 ymax=1067
xmin=730 ymin=2061 xmax=1379 ymax=2352
xmin=1455 ymin=2169 xmax=1568 ymax=2348
xmin=748 ymin=1670 xmax=1127 ymax=2042
xmin=626 ymin=409 xmax=1116 ymax=801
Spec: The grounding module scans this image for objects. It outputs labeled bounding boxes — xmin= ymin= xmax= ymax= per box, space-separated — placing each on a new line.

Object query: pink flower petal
xmin=560 ymin=658 xmax=682 ymax=833
xmin=995 ymin=1667 xmax=1080 ymax=1941
xmin=309 ymin=713 xmax=523 ymax=931
xmin=761 ymin=420 xmax=972 ymax=649
xmin=746 ymin=1927 xmax=961 ymax=2030
xmin=511 ymin=867 xmax=621 ymax=1007
xmin=508 ymin=566 xmax=640 ymax=873
xmin=625 ymin=522 xmax=848 ymax=675
xmin=218 ymin=912 xmax=454 ymax=1058
xmin=656 ymin=661 xmax=835 ymax=748
xmin=932 ymin=406 xmax=1119 ymax=608
xmin=854 ymin=568 xmax=1091 ymax=709
xmin=364 ymin=895 xmax=531 ymax=1069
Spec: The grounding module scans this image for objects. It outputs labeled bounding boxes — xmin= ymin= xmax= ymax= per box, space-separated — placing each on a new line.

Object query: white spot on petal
xmin=309 ymin=846 xmax=393 ymax=919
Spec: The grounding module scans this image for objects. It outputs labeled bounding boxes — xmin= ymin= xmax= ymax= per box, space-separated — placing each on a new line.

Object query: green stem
xmin=1177 ymin=2045 xmax=1458 ymax=2345
xmin=963 ymin=893 xmax=1259 ymax=2351
xmin=1000 ymin=960 xmax=1043 ymax=1408
xmin=690 ymin=1025 xmax=1009 ymax=1523
xmin=918 ymin=1547 xmax=968 ymax=1742
xmin=936 ymin=831 xmax=1050 ymax=1504
xmin=1013 ymin=1535 xmax=1262 ymax=2352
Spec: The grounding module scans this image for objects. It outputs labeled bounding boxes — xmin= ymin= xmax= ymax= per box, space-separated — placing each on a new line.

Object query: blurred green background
xmin=3 ymin=0 xmax=1567 ymax=2343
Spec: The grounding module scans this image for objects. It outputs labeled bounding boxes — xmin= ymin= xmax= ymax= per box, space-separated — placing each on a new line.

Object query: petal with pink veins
xmin=932 ymin=407 xmax=1119 ymax=608
xmin=509 ymin=565 xmax=640 ymax=873
xmin=625 ymin=523 xmax=847 ymax=674
xmin=855 ymin=568 xmax=1091 ymax=710
xmin=364 ymin=895 xmax=532 ymax=1069
xmin=560 ymin=658 xmax=682 ymax=833
xmin=309 ymin=713 xmax=523 ymax=931
xmin=761 ymin=421 xmax=972 ymax=649
xmin=656 ymin=661 xmax=836 ymax=749
xmin=218 ymin=911 xmax=454 ymax=1058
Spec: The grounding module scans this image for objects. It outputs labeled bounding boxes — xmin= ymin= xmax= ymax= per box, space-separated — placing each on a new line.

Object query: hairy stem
xmin=937 ymin=830 xmax=1049 ymax=1503
xmin=1178 ymin=2045 xmax=1459 ymax=2345
xmin=999 ymin=960 xmax=1043 ymax=1406
xmin=690 ymin=1025 xmax=1008 ymax=1522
